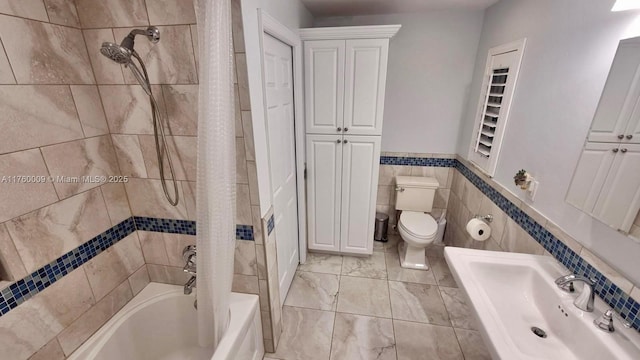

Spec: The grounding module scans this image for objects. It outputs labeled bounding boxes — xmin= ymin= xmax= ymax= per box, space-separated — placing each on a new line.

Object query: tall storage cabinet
xmin=301 ymin=25 xmax=400 ymax=255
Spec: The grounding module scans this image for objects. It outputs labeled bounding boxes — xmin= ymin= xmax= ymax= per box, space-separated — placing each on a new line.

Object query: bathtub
xmin=68 ymin=283 xmax=264 ymax=360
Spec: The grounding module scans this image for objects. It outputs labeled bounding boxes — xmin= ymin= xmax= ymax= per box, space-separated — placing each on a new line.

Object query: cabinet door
xmin=306 ymin=135 xmax=343 ymax=252
xmin=593 ymin=144 xmax=640 ymax=232
xmin=566 ymin=142 xmax=617 ymax=213
xmin=589 ymin=41 xmax=640 ymax=143
xmin=339 ymin=135 xmax=381 ymax=254
xmin=343 ymin=39 xmax=389 ymax=136
xmin=304 ymin=40 xmax=345 ymax=135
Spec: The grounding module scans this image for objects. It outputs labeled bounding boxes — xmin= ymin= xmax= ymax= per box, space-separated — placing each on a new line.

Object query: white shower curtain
xmin=194 ymin=0 xmax=236 ymax=349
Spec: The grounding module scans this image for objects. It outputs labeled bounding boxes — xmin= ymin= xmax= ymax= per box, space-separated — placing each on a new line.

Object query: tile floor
xmin=264 ymin=234 xmax=491 ymax=360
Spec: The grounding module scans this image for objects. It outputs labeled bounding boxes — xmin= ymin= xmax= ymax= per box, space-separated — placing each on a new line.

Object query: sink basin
xmin=444 ymin=247 xmax=640 ymax=360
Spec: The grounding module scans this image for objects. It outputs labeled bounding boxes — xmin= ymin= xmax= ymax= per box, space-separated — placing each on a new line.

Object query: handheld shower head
xmin=99 ymin=26 xmax=160 ymax=64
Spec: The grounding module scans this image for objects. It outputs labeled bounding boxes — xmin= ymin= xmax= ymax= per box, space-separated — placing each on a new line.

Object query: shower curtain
xmin=194 ymin=0 xmax=236 ymax=349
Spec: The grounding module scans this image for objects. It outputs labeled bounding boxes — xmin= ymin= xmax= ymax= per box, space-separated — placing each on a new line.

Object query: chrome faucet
xmin=183 ymin=245 xmax=196 ymax=295
xmin=555 ymin=274 xmax=596 ymax=312
xmin=594 ymin=308 xmax=632 ymax=333
xmin=184 ymin=275 xmax=196 ymax=295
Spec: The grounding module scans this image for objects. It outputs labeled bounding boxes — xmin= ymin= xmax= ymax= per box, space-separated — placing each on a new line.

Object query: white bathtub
xmin=68 ymin=283 xmax=264 ymax=360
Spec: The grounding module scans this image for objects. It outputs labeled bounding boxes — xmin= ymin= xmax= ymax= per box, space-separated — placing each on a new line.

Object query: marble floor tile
xmin=394 ymin=320 xmax=463 ymax=360
xmin=284 ymin=271 xmax=339 ymax=311
xmin=429 ymin=256 xmax=458 ymax=288
xmin=454 ymin=328 xmax=491 ymax=360
xmin=342 ymin=251 xmax=387 ymax=279
xmin=440 ymin=287 xmax=478 ymax=331
xmin=271 ymin=306 xmax=334 ymax=360
xmin=385 ymin=250 xmax=437 ymax=285
xmin=330 ymin=313 xmax=396 ymax=360
xmin=389 ymin=281 xmax=450 ymax=326
xmin=373 ymin=233 xmax=399 ymax=252
xmin=426 ymin=244 xmax=446 ymax=258
xmin=337 ymin=276 xmax=391 ymax=318
xmin=297 ymin=252 xmax=343 ymax=275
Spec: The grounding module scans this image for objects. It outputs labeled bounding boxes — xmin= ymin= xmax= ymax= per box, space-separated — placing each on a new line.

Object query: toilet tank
xmin=395 ymin=176 xmax=439 ymax=212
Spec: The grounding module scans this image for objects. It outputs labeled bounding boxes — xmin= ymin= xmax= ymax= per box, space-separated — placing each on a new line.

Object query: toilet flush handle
xmin=395 ymin=187 xmax=405 ymax=192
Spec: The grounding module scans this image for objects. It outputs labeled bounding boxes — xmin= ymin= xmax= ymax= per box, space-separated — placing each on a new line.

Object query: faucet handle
xmin=594 ymin=309 xmax=614 ymax=332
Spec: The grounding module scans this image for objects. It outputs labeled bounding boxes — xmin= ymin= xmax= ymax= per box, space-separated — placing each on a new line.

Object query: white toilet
xmin=394 ymin=176 xmax=439 ymax=270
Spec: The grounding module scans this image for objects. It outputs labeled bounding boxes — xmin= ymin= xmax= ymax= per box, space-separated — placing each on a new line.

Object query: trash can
xmin=374 ymin=212 xmax=389 ymax=242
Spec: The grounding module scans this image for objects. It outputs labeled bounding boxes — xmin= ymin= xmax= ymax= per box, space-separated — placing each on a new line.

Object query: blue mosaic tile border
xmin=0 ymin=217 xmax=136 ymax=316
xmin=380 ymin=156 xmax=456 ymax=167
xmin=134 ymin=216 xmax=196 ymax=235
xmin=0 ymin=216 xmax=254 ymax=318
xmin=236 ymin=224 xmax=254 ymax=241
xmin=454 ymin=160 xmax=640 ymax=332
xmin=267 ymin=214 xmax=275 ymax=235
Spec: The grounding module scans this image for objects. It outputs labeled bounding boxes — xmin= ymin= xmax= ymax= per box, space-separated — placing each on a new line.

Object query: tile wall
xmin=0 ymin=1 xmax=142 ymax=359
xmin=0 ymin=0 xmax=283 ymax=357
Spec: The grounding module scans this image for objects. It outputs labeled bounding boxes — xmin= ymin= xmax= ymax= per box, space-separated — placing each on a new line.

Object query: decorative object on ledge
xmin=513 ymin=169 xmax=539 ymax=200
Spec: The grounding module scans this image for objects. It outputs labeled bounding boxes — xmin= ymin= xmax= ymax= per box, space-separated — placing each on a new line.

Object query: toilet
xmin=394 ymin=176 xmax=439 ymax=270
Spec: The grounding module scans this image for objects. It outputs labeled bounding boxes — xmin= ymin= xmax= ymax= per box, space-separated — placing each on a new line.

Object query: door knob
xmin=336 ymin=139 xmax=341 ymax=144
xmin=343 ymin=139 xmax=348 ymax=144
xmin=621 ymin=148 xmax=628 ymax=153
xmin=337 ymin=127 xmax=342 ymax=132
xmin=612 ymin=148 xmax=619 ymax=153
xmin=344 ymin=127 xmax=349 ymax=132
xmin=627 ymin=135 xmax=633 ymax=139
xmin=618 ymin=134 xmax=624 ymax=139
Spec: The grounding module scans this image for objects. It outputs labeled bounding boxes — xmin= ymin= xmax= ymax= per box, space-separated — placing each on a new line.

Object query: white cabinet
xmin=567 ymin=142 xmax=640 ymax=232
xmin=305 ymin=135 xmax=342 ymax=252
xmin=306 ymin=135 xmax=381 ymax=254
xmin=302 ymin=25 xmax=399 ymax=255
xmin=303 ymin=36 xmax=391 ymax=135
xmin=304 ymin=40 xmax=345 ymax=134
xmin=589 ymin=40 xmax=640 ymax=144
xmin=593 ymin=144 xmax=640 ymax=231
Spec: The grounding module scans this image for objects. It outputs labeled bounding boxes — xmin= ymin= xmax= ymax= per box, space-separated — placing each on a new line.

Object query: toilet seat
xmin=399 ymin=211 xmax=437 ymax=239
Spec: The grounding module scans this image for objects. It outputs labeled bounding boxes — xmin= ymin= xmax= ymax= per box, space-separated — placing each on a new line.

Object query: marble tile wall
xmin=376 ymin=152 xmax=455 ymax=226
xmin=0 ymin=2 xmax=144 ymax=358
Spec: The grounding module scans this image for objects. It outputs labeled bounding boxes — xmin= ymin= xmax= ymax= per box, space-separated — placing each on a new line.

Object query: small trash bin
xmin=374 ymin=212 xmax=389 ymax=242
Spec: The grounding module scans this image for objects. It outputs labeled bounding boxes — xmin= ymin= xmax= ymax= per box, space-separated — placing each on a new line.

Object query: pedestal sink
xmin=444 ymin=247 xmax=640 ymax=360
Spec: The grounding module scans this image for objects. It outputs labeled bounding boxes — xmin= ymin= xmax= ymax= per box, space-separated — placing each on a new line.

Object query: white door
xmin=304 ymin=40 xmax=345 ymax=135
xmin=593 ymin=143 xmax=640 ymax=232
xmin=343 ymin=39 xmax=389 ymax=136
xmin=306 ymin=134 xmax=342 ymax=252
xmin=340 ymin=135 xmax=381 ymax=254
xmin=566 ymin=142 xmax=617 ymax=213
xmin=263 ymin=34 xmax=299 ymax=300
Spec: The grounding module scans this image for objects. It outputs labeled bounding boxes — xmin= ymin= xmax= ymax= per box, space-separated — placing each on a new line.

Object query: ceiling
xmin=301 ymin=0 xmax=500 ymax=17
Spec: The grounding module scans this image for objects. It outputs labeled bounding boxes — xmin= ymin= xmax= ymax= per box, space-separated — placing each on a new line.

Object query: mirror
xmin=566 ymin=36 xmax=640 ymax=240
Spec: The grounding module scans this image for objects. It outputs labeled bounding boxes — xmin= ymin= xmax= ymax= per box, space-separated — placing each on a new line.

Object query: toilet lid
xmin=400 ymin=212 xmax=437 ymax=238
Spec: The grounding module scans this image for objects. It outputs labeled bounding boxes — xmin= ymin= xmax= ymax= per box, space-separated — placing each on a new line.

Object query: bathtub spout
xmin=184 ymin=275 xmax=196 ymax=295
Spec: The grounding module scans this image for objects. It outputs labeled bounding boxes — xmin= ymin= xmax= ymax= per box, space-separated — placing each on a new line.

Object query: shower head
xmin=100 ymin=26 xmax=160 ymax=64
xmin=100 ymin=42 xmax=132 ymax=64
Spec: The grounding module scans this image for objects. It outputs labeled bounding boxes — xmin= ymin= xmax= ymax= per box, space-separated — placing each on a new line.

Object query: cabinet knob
xmin=344 ymin=127 xmax=349 ymax=132
xmin=627 ymin=135 xmax=633 ymax=140
xmin=337 ymin=127 xmax=342 ymax=132
xmin=618 ymin=134 xmax=625 ymax=139
xmin=343 ymin=139 xmax=348 ymax=144
xmin=612 ymin=148 xmax=619 ymax=153
xmin=336 ymin=139 xmax=341 ymax=144
xmin=621 ymin=148 xmax=628 ymax=153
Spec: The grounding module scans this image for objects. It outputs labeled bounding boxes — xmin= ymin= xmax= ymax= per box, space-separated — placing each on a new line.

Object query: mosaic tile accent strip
xmin=236 ymin=224 xmax=254 ymax=241
xmin=0 ymin=216 xmax=254 ymax=318
xmin=455 ymin=160 xmax=640 ymax=332
xmin=134 ymin=216 xmax=196 ymax=235
xmin=267 ymin=214 xmax=275 ymax=235
xmin=380 ymin=156 xmax=456 ymax=167
xmin=0 ymin=217 xmax=136 ymax=316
